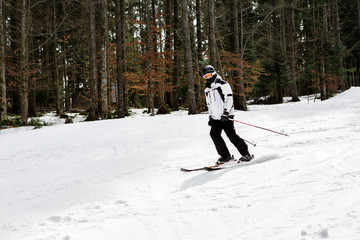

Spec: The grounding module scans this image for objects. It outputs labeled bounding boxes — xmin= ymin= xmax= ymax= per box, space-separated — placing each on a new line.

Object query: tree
xmin=357 ymin=0 xmax=360 ymax=86
xmin=231 ymin=0 xmax=247 ymax=111
xmin=88 ymin=0 xmax=98 ymax=121
xmin=181 ymin=0 xmax=197 ymax=114
xmin=0 ymin=0 xmax=6 ymax=120
xmin=208 ymin=0 xmax=216 ymax=68
xmin=284 ymin=0 xmax=300 ymax=102
xmin=52 ymin=0 xmax=61 ymax=116
xmin=171 ymin=0 xmax=180 ymax=110
xmin=164 ymin=0 xmax=172 ymax=109
xmin=115 ymin=0 xmax=125 ymax=118
xmin=196 ymin=0 xmax=203 ymax=62
xmin=358 ymin=0 xmax=360 ymax=39
xmin=145 ymin=0 xmax=155 ymax=116
xmin=1 ymin=0 xmax=359 ymax=123
xmin=100 ymin=0 xmax=109 ymax=119
xmin=20 ymin=0 xmax=30 ymax=124
xmin=270 ymin=0 xmax=284 ymax=103
xmin=332 ymin=0 xmax=346 ymax=91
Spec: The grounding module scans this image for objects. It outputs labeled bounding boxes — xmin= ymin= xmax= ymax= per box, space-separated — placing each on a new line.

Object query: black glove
xmin=208 ymin=116 xmax=213 ymax=126
xmin=221 ymin=110 xmax=230 ymax=122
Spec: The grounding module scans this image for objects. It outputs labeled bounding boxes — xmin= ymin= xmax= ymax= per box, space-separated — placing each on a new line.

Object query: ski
xmin=180 ymin=155 xmax=254 ymax=172
xmin=204 ymin=164 xmax=237 ymax=171
xmin=205 ymin=155 xmax=254 ymax=171
xmin=204 ymin=161 xmax=240 ymax=171
xmin=180 ymin=162 xmax=236 ymax=172
xmin=180 ymin=155 xmax=235 ymax=172
xmin=180 ymin=163 xmax=223 ymax=172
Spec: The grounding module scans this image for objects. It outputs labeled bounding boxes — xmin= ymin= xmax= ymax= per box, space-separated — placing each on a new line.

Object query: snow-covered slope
xmin=1 ymin=88 xmax=360 ymax=240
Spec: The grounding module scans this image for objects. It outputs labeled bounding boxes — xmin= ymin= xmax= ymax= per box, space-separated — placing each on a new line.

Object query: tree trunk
xmin=272 ymin=0 xmax=283 ymax=103
xmin=121 ymin=0 xmax=128 ymax=113
xmin=196 ymin=0 xmax=202 ymax=62
xmin=231 ymin=0 xmax=247 ymax=111
xmin=172 ymin=0 xmax=179 ymax=110
xmin=145 ymin=0 xmax=155 ymax=116
xmin=191 ymin=18 xmax=202 ymax=106
xmin=164 ymin=0 xmax=171 ymax=109
xmin=20 ymin=0 xmax=29 ymax=124
xmin=28 ymin=42 xmax=36 ymax=117
xmin=88 ymin=0 xmax=98 ymax=120
xmin=320 ymin=3 xmax=328 ymax=100
xmin=62 ymin=17 xmax=69 ymax=112
xmin=284 ymin=0 xmax=300 ymax=102
xmin=358 ymin=0 xmax=360 ymax=39
xmin=208 ymin=0 xmax=216 ymax=68
xmin=52 ymin=0 xmax=61 ymax=116
xmin=357 ymin=0 xmax=360 ymax=86
xmin=332 ymin=0 xmax=346 ymax=91
xmin=152 ymin=0 xmax=165 ymax=113
xmin=181 ymin=0 xmax=197 ymax=114
xmin=0 ymin=0 xmax=6 ymax=120
xmin=188 ymin=2 xmax=202 ymax=107
xmin=115 ymin=0 xmax=124 ymax=118
xmin=100 ymin=0 xmax=109 ymax=119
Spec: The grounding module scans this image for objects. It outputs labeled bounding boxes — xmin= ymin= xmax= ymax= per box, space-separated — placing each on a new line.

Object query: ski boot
xmin=239 ymin=154 xmax=253 ymax=162
xmin=216 ymin=155 xmax=234 ymax=165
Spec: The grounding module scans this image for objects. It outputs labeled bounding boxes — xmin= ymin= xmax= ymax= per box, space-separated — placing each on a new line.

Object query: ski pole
xmin=243 ymin=139 xmax=256 ymax=147
xmin=232 ymin=119 xmax=289 ymax=137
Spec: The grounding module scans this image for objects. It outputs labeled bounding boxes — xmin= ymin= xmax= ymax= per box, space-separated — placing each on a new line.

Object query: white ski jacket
xmin=205 ymin=76 xmax=234 ymax=120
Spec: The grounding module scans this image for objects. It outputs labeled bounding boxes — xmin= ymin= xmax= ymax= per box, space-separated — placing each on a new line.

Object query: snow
xmin=1 ymin=87 xmax=360 ymax=240
xmin=0 ymin=112 xmax=86 ymax=136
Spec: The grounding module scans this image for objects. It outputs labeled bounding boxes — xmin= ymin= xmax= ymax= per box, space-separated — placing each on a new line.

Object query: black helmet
xmin=202 ymin=65 xmax=215 ymax=79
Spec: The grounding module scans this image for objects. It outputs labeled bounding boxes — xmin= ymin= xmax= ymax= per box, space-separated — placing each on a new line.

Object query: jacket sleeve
xmin=222 ymin=83 xmax=234 ymax=113
xmin=204 ymin=88 xmax=212 ymax=116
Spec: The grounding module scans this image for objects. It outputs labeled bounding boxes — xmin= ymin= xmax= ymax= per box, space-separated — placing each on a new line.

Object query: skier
xmin=203 ymin=65 xmax=253 ymax=164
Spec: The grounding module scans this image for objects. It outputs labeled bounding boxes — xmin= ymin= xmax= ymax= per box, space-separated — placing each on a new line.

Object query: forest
xmin=0 ymin=0 xmax=359 ymax=124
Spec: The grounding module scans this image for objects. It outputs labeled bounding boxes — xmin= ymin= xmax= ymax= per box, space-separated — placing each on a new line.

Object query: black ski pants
xmin=210 ymin=119 xmax=249 ymax=158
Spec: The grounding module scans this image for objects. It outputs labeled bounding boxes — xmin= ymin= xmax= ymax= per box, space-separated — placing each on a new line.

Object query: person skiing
xmin=203 ymin=65 xmax=253 ymax=164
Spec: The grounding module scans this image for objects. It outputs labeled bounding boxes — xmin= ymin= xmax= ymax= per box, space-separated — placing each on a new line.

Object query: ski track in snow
xmin=1 ymin=88 xmax=360 ymax=239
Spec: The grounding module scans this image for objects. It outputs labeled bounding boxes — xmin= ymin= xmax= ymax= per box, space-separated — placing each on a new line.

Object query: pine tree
xmin=181 ymin=0 xmax=197 ymax=114
xmin=115 ymin=0 xmax=125 ymax=118
xmin=88 ymin=0 xmax=98 ymax=121
xmin=284 ymin=0 xmax=300 ymax=102
xmin=0 ymin=0 xmax=6 ymax=120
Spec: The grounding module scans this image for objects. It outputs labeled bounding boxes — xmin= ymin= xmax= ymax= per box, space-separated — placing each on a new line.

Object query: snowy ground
xmin=1 ymin=88 xmax=360 ymax=240
xmin=0 ymin=112 xmax=86 ymax=135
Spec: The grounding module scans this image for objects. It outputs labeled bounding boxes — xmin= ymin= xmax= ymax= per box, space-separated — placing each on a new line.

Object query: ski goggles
xmin=203 ymin=72 xmax=214 ymax=79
